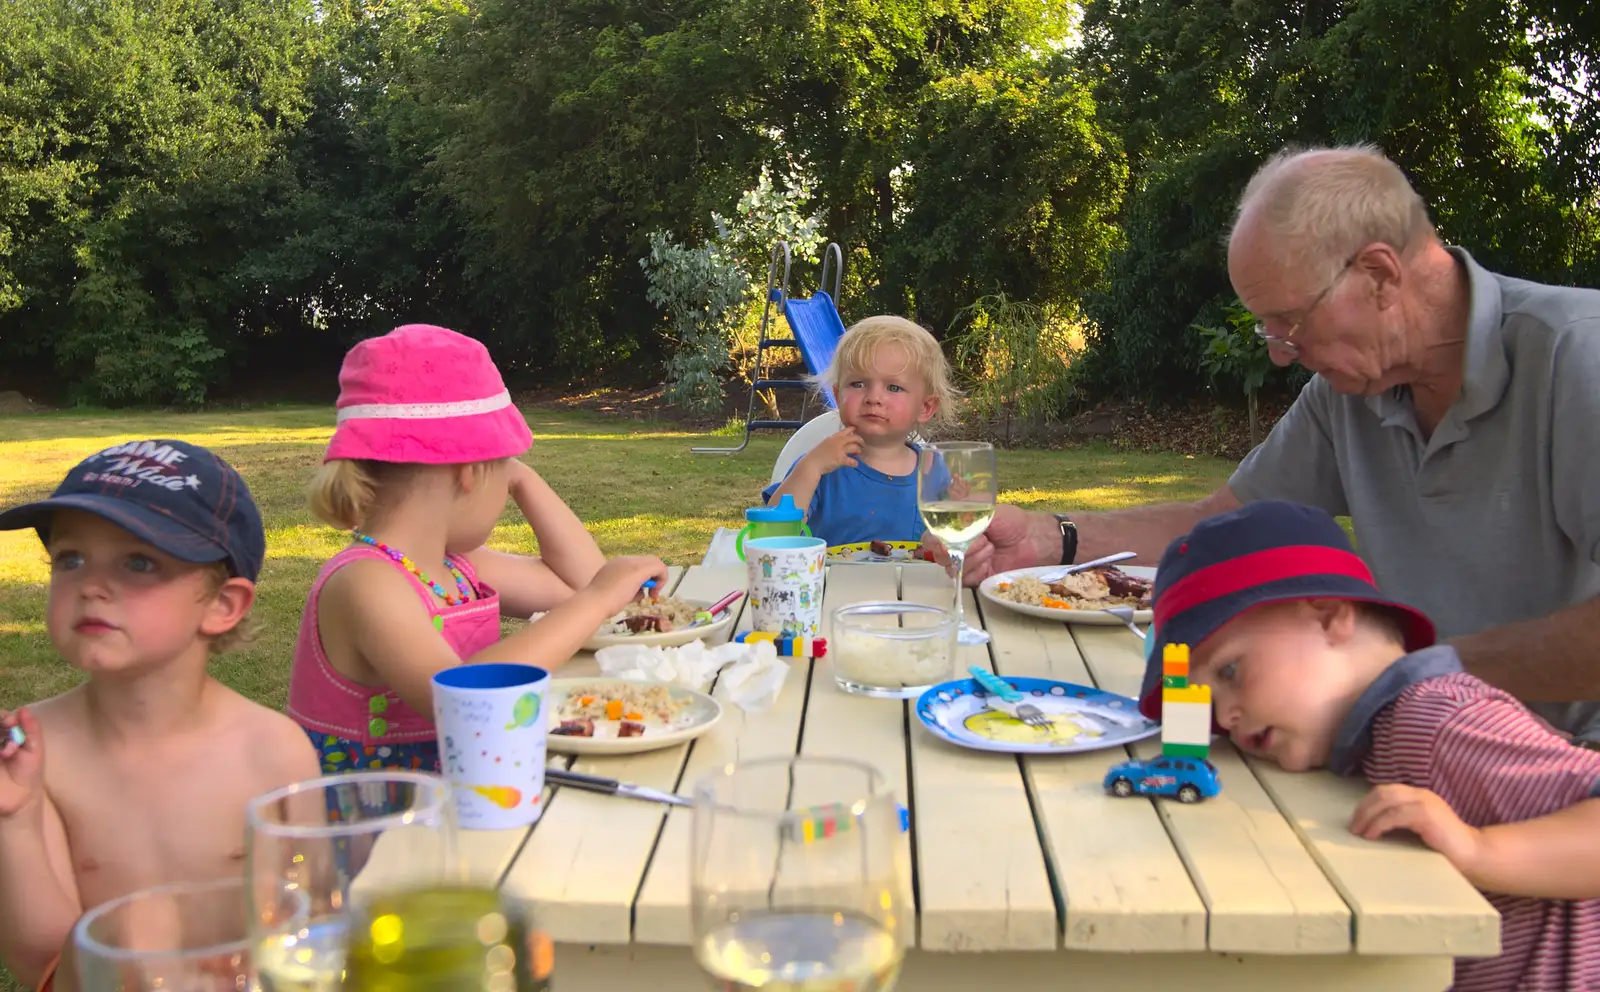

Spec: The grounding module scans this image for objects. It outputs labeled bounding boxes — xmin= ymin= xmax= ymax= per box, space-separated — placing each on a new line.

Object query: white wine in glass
xmin=918 ymin=441 xmax=997 ymax=645
xmin=692 ymin=757 xmax=906 ymax=992
xmin=246 ymin=771 xmax=552 ymax=992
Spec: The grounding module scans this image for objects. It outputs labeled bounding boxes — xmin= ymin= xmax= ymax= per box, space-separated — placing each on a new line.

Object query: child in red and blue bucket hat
xmin=287 ymin=324 xmax=671 ymax=776
xmin=1140 ymin=499 xmax=1599 ymax=992
xmin=0 ymin=440 xmax=321 ymax=992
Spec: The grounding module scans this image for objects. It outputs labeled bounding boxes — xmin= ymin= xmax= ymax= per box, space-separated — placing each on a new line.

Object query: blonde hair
xmin=201 ymin=562 xmax=257 ymax=656
xmin=307 ymin=458 xmax=499 ymax=530
xmin=1233 ymin=144 xmax=1436 ymax=286
xmin=813 ymin=315 xmax=961 ymax=433
xmin=307 ymin=459 xmax=417 ymax=530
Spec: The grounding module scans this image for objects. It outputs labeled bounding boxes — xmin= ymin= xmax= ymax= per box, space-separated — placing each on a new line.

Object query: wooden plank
xmin=501 ymin=566 xmax=743 ymax=945
xmin=633 ymin=568 xmax=811 ymax=945
xmin=979 ymin=600 xmax=1207 ymax=951
xmin=1071 ymin=625 xmax=1352 ymax=954
xmin=900 ymin=566 xmax=1058 ymax=952
xmin=553 ymin=943 xmax=1455 ymax=992
xmin=789 ymin=564 xmax=917 ymax=948
xmin=1248 ymin=760 xmax=1500 ymax=957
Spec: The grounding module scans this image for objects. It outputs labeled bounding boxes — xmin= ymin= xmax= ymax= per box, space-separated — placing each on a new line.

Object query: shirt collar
xmin=1327 ymin=644 xmax=1464 ymax=776
xmin=1362 ymin=246 xmax=1508 ymax=430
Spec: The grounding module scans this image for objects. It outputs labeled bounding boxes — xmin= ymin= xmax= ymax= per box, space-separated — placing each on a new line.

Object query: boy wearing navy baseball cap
xmin=0 ymin=440 xmax=319 ymax=992
xmin=1141 ymin=500 xmax=1599 ymax=992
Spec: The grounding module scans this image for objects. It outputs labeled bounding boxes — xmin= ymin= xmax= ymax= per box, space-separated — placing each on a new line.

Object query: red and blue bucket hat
xmin=1137 ymin=500 xmax=1435 ymax=720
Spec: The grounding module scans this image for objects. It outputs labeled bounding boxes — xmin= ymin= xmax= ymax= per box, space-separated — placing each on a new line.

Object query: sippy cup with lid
xmin=736 ymin=494 xmax=812 ymax=560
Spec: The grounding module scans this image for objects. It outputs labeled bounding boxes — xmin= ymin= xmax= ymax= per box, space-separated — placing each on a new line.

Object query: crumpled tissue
xmin=592 ymin=639 xmax=789 ymax=713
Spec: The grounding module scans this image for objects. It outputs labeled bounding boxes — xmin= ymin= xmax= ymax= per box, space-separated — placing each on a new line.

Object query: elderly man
xmin=960 ymin=144 xmax=1600 ymax=743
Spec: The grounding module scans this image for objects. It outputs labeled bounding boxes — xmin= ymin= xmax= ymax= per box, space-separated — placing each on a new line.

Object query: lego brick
xmin=1161 ymin=700 xmax=1213 ymax=747
xmin=1161 ymin=674 xmax=1188 ymax=689
xmin=1162 ymin=659 xmax=1188 ymax=677
xmin=1162 ymin=643 xmax=1190 ymax=666
xmin=1161 ymin=742 xmax=1211 ymax=759
xmin=1161 ymin=684 xmax=1211 ymax=705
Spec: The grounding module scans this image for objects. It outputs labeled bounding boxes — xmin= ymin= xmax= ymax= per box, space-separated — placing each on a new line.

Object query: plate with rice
xmin=546 ymin=678 xmax=722 ymax=755
xmin=580 ymin=595 xmax=739 ymax=651
xmin=978 ymin=565 xmax=1156 ymax=625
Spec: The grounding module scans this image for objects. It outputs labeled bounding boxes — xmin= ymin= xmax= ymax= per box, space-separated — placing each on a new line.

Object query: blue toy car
xmin=1103 ymin=755 xmax=1221 ymax=804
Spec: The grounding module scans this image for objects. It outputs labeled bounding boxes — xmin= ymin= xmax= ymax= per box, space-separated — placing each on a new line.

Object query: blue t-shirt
xmin=762 ymin=444 xmax=944 ymax=547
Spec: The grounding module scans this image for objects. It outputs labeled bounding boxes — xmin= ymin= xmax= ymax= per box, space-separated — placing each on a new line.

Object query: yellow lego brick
xmin=1162 ymin=643 xmax=1190 ymax=666
xmin=1161 ymin=684 xmax=1211 ymax=705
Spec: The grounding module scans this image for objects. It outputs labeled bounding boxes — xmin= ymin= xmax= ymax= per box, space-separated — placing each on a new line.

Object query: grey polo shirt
xmin=1230 ymin=247 xmax=1600 ymax=742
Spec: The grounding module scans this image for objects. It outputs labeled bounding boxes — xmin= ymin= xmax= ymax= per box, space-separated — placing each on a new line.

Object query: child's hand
xmin=0 ymin=708 xmax=45 ymax=819
xmin=587 ymin=555 xmax=671 ymax=613
xmin=801 ymin=427 xmax=863 ymax=475
xmin=1350 ymin=783 xmax=1484 ymax=872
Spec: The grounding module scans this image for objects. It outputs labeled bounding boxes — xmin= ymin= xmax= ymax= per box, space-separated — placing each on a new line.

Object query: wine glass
xmin=691 ymin=756 xmax=906 ymax=992
xmin=246 ymin=771 xmax=454 ymax=990
xmin=917 ymin=440 xmax=997 ymax=645
xmin=73 ymin=878 xmax=253 ymax=992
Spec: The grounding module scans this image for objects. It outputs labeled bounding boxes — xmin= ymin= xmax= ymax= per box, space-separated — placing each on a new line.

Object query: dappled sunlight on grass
xmin=0 ymin=405 xmax=1233 ymax=714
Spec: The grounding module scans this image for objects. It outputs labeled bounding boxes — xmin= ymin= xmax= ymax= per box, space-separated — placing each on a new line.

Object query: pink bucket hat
xmin=325 ymin=324 xmax=533 ymax=465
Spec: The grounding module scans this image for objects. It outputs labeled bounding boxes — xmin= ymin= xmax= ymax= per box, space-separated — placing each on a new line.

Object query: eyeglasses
xmin=1253 ymin=257 xmax=1356 ymax=355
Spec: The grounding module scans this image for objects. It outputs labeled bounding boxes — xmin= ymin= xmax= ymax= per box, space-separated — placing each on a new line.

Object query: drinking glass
xmin=73 ymin=877 xmax=253 ymax=992
xmin=691 ymin=756 xmax=906 ymax=992
xmin=917 ymin=440 xmax=997 ymax=645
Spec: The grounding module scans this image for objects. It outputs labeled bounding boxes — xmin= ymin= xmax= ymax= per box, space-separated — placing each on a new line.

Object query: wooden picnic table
xmin=459 ymin=562 xmax=1500 ymax=991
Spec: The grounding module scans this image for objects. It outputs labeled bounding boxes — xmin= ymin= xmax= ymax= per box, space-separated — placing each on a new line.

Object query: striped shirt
xmin=1335 ymin=648 xmax=1600 ymax=991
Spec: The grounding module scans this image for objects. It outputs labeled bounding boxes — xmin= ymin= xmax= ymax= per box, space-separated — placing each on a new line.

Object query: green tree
xmin=0 ymin=0 xmax=323 ymax=404
xmin=1075 ymin=0 xmax=1600 ymax=403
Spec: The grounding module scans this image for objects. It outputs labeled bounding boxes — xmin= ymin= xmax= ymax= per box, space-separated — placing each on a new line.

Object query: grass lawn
xmin=0 ymin=403 xmax=1232 ymax=988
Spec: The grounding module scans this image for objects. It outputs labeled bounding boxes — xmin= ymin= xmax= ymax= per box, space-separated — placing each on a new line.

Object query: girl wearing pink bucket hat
xmin=286 ymin=324 xmax=668 ymax=775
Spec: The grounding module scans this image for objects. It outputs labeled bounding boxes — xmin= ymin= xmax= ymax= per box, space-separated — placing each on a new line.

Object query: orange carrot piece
xmin=605 ymin=699 xmax=624 ymax=721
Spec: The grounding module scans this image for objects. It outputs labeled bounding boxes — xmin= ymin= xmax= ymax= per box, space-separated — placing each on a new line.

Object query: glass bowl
xmin=830 ymin=601 xmax=958 ymax=699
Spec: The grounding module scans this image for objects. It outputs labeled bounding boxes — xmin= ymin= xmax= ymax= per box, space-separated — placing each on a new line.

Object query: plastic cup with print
xmin=745 ymin=536 xmax=827 ymax=637
xmin=432 ymin=663 xmax=551 ymax=830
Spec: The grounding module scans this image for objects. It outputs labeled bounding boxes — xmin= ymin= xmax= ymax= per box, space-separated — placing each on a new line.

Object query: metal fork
xmin=1036 ymin=550 xmax=1138 ymax=584
xmin=968 ymin=666 xmax=1051 ymax=727
xmin=1103 ymin=606 xmax=1147 ymax=640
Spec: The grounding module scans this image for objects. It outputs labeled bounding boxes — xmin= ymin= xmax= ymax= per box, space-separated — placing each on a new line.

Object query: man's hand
xmin=800 ymin=428 xmax=863 ymax=475
xmin=1349 ymin=783 xmax=1484 ymax=874
xmin=922 ymin=504 xmax=1053 ymax=585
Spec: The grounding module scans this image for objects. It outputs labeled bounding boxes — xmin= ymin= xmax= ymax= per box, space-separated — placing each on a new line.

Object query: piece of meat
xmin=552 ymin=719 xmax=595 ymax=737
xmin=1101 ymin=566 xmax=1154 ymax=602
xmin=623 ymin=615 xmax=664 ymax=633
xmin=869 ymin=540 xmax=894 ymax=556
xmin=618 ymin=721 xmax=646 ymax=738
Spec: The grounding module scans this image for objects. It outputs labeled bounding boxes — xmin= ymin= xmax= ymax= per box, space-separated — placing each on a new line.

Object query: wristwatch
xmin=1052 ymin=513 xmax=1078 ymax=566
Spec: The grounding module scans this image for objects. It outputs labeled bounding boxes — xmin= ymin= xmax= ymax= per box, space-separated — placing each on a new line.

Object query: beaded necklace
xmin=351 ymin=530 xmax=473 ymax=606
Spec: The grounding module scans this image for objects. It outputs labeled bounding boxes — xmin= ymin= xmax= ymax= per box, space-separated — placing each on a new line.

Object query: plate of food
xmin=978 ymin=564 xmax=1155 ymax=624
xmin=546 ymin=678 xmax=722 ymax=755
xmin=580 ymin=595 xmax=739 ymax=651
xmin=827 ymin=540 xmax=940 ymax=565
xmin=915 ymin=675 xmax=1159 ymax=754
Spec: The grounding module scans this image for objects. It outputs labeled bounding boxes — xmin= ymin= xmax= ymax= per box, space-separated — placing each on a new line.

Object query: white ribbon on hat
xmin=336 ymin=390 xmax=513 ymax=423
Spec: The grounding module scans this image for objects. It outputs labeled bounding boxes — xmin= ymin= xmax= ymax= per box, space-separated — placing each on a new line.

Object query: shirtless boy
xmin=0 ymin=439 xmax=319 ymax=991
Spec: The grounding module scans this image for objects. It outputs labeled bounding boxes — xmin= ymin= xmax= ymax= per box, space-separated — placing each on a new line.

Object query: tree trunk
xmin=1247 ymin=389 xmax=1261 ymax=447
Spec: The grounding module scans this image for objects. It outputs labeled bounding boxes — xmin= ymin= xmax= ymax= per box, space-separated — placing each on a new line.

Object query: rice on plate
xmin=994 ymin=567 xmax=1153 ymax=612
xmin=599 ymin=595 xmax=702 ymax=635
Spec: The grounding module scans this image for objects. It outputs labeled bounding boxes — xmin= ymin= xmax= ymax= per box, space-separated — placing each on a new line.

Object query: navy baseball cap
xmin=1138 ymin=500 xmax=1434 ymax=720
xmin=0 ymin=439 xmax=265 ymax=582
